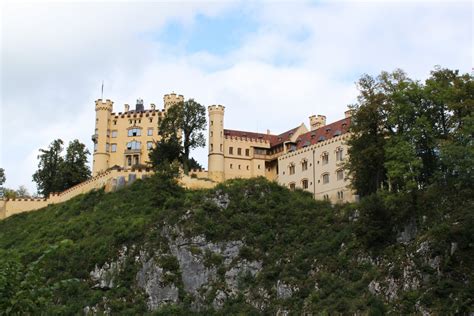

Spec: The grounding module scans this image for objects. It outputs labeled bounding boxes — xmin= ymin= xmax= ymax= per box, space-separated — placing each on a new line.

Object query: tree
xmin=60 ymin=140 xmax=91 ymax=189
xmin=156 ymin=99 xmax=206 ymax=174
xmin=0 ymin=168 xmax=5 ymax=186
xmin=32 ymin=139 xmax=91 ymax=197
xmin=345 ymin=74 xmax=388 ymax=197
xmin=33 ymin=139 xmax=65 ymax=197
xmin=15 ymin=185 xmax=30 ymax=198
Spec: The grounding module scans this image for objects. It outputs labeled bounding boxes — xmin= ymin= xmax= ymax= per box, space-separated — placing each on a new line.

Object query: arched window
xmin=302 ymin=179 xmax=309 ymax=189
xmin=322 ymin=173 xmax=329 ymax=184
xmin=337 ymin=169 xmax=344 ymax=181
xmin=301 ymin=159 xmax=308 ymax=171
xmin=321 ymin=152 xmax=329 ymax=165
xmin=289 ymin=182 xmax=296 ymax=191
xmin=336 ymin=147 xmax=343 ymax=161
xmin=289 ymin=163 xmax=295 ymax=175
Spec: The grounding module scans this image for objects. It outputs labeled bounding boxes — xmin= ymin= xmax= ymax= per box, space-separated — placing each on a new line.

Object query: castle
xmin=92 ymin=93 xmax=184 ymax=175
xmin=92 ymin=93 xmax=354 ymax=203
xmin=0 ymin=92 xmax=354 ymax=219
xmin=206 ymin=105 xmax=354 ymax=203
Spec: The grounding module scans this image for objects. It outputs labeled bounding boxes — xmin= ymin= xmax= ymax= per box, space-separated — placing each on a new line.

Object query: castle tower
xmin=92 ymin=99 xmax=113 ymax=176
xmin=163 ymin=93 xmax=184 ymax=112
xmin=309 ymin=114 xmax=326 ymax=131
xmin=208 ymin=105 xmax=225 ymax=182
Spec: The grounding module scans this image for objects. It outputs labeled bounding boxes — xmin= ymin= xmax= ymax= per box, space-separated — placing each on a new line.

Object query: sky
xmin=1 ymin=0 xmax=472 ymax=194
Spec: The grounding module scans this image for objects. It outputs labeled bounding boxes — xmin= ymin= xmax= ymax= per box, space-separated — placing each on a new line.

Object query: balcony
xmin=124 ymin=148 xmax=141 ymax=154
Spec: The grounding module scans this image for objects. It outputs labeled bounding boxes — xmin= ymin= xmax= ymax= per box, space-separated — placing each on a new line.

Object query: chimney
xmin=266 ymin=129 xmax=271 ymax=135
xmin=345 ymin=109 xmax=354 ymax=118
xmin=136 ymin=98 xmax=144 ymax=112
xmin=124 ymin=104 xmax=130 ymax=112
xmin=309 ymin=115 xmax=326 ymax=131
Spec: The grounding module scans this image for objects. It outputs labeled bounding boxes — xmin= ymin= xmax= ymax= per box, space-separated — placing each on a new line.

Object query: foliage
xmin=0 ymin=168 xmax=5 ymax=186
xmin=32 ymin=139 xmax=91 ymax=197
xmin=346 ymin=67 xmax=473 ymax=196
xmin=157 ymin=99 xmax=206 ymax=174
xmin=60 ymin=139 xmax=91 ymax=189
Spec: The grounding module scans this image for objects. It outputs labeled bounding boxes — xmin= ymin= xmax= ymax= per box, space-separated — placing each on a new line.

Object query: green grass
xmin=0 ymin=175 xmax=472 ymax=314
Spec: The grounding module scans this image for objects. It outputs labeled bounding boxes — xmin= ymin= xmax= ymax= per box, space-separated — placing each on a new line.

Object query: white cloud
xmin=1 ymin=0 xmax=471 ymax=193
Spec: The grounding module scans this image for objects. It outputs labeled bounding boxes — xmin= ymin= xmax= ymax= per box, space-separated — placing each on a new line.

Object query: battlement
xmin=208 ymin=105 xmax=225 ymax=113
xmin=95 ymin=99 xmax=114 ymax=111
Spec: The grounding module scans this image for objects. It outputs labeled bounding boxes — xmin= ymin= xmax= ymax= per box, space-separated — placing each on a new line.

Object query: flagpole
xmin=101 ymin=81 xmax=104 ymax=99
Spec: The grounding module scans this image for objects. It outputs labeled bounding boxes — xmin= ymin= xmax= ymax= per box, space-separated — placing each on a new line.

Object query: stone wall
xmin=0 ymin=169 xmax=217 ymax=220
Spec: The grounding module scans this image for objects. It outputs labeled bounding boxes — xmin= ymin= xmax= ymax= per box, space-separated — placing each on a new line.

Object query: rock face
xmin=136 ymin=255 xmax=179 ymax=310
xmin=90 ymin=225 xmax=263 ymax=312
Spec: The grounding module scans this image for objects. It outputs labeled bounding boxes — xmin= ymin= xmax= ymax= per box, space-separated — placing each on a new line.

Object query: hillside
xmin=0 ymin=175 xmax=472 ymax=314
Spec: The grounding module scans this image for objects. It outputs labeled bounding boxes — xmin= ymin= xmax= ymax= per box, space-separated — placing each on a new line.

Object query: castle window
xmin=210 ymin=144 xmax=214 ymax=151
xmin=245 ymin=149 xmax=250 ymax=156
xmin=129 ymin=119 xmax=132 ymax=124
xmin=106 ymin=143 xmax=110 ymax=152
xmin=147 ymin=128 xmax=153 ymax=136
xmin=111 ymin=130 xmax=118 ymax=138
xmin=126 ymin=141 xmax=141 ymax=150
xmin=301 ymin=159 xmax=308 ymax=171
xmin=211 ymin=120 xmax=213 ymax=126
xmin=323 ymin=194 xmax=329 ymax=201
xmin=322 ymin=173 xmax=329 ymax=184
xmin=336 ymin=147 xmax=343 ymax=161
xmin=149 ymin=118 xmax=153 ymax=123
xmin=111 ymin=144 xmax=117 ymax=152
xmin=289 ymin=164 xmax=295 ymax=175
xmin=258 ymin=165 xmax=261 ymax=169
xmin=128 ymin=128 xmax=141 ymax=137
xmin=237 ymin=148 xmax=242 ymax=155
xmin=220 ymin=144 xmax=223 ymax=152
xmin=230 ymin=164 xmax=233 ymax=169
xmin=210 ymin=131 xmax=213 ymax=137
xmin=127 ymin=156 xmax=132 ymax=166
xmin=302 ymin=179 xmax=309 ymax=189
xmin=322 ymin=152 xmax=329 ymax=165
xmin=113 ymin=120 xmax=117 ymax=125
xmin=246 ymin=165 xmax=249 ymax=170
xmin=289 ymin=183 xmax=296 ymax=191
xmin=337 ymin=169 xmax=344 ymax=181
xmin=147 ymin=141 xmax=153 ymax=150
xmin=337 ymin=191 xmax=344 ymax=200
xmin=238 ymin=165 xmax=241 ymax=170
xmin=229 ymin=147 xmax=234 ymax=155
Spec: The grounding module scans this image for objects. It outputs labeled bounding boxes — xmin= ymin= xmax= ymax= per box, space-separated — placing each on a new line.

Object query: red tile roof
xmin=294 ymin=117 xmax=351 ymax=150
xmin=224 ymin=126 xmax=301 ymax=147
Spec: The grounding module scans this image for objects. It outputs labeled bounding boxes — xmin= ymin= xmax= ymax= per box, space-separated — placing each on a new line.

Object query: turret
xmin=92 ymin=99 xmax=113 ymax=175
xmin=208 ymin=105 xmax=225 ymax=182
xmin=309 ymin=114 xmax=326 ymax=131
xmin=163 ymin=93 xmax=184 ymax=111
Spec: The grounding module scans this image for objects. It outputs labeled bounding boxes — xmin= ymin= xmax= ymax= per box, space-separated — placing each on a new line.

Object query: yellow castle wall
xmin=277 ymin=134 xmax=355 ymax=203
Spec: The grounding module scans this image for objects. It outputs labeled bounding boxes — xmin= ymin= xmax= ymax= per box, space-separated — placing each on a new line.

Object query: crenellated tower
xmin=92 ymin=99 xmax=113 ymax=175
xmin=208 ymin=105 xmax=225 ymax=182
xmin=163 ymin=93 xmax=184 ymax=112
xmin=309 ymin=114 xmax=326 ymax=131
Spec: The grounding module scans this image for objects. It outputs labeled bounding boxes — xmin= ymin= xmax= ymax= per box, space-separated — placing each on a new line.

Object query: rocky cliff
xmin=0 ymin=176 xmax=472 ymax=314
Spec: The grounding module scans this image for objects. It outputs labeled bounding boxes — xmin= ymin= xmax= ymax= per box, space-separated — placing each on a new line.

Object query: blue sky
xmin=1 ymin=0 xmax=472 ymax=194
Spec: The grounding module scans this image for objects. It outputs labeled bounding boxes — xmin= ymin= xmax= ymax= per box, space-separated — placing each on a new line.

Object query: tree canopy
xmin=33 ymin=139 xmax=91 ymax=197
xmin=346 ymin=67 xmax=473 ymax=196
xmin=150 ymin=99 xmax=206 ymax=174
